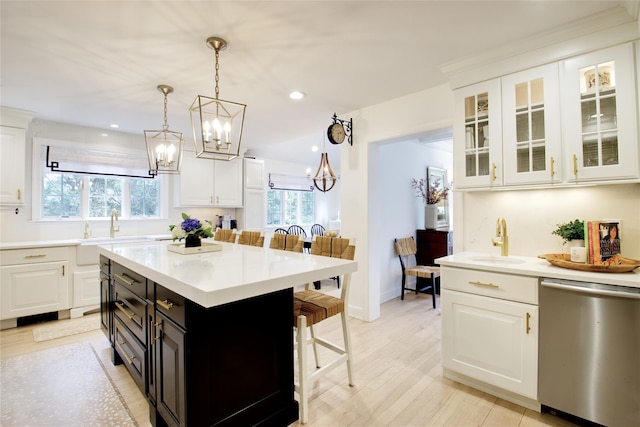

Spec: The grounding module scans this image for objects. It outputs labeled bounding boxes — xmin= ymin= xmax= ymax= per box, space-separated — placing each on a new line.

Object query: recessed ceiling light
xmin=311 ymin=145 xmax=318 ymax=152
xmin=289 ymin=91 xmax=305 ymax=100
xmin=110 ymin=124 xmax=119 ymax=128
xmin=101 ymin=133 xmax=109 ymax=137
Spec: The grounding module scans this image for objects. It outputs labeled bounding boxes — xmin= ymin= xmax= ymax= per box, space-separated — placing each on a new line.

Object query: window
xmin=267 ymin=189 xmax=314 ymax=226
xmin=41 ymin=172 xmax=160 ymax=219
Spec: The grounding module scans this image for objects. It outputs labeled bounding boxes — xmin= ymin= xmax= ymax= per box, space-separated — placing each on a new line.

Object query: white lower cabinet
xmin=0 ymin=246 xmax=70 ymax=321
xmin=441 ymin=267 xmax=539 ymax=402
xmin=72 ymin=270 xmax=100 ymax=308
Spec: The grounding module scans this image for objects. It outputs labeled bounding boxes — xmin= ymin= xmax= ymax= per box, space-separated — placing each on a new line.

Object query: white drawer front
xmin=441 ymin=267 xmax=538 ymax=304
xmin=0 ymin=247 xmax=69 ymax=266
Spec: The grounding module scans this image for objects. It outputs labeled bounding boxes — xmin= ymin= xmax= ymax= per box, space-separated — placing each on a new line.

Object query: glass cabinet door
xmin=502 ymin=63 xmax=561 ymax=185
xmin=561 ymin=43 xmax=638 ymax=182
xmin=454 ymin=79 xmax=501 ymax=188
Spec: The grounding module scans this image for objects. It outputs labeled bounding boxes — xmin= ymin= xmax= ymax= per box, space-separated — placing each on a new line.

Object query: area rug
xmin=0 ymin=342 xmax=137 ymax=426
xmin=33 ymin=314 xmax=100 ymax=342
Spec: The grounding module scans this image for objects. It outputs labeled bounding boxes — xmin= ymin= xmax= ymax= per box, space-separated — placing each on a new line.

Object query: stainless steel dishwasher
xmin=539 ymin=278 xmax=640 ymax=426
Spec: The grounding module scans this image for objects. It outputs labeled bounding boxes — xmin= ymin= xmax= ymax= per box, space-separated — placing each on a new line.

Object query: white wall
xmin=375 ymin=139 xmax=453 ymax=303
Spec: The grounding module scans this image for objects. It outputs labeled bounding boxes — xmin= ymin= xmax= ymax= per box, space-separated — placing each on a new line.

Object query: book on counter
xmin=585 ymin=220 xmax=621 ymax=265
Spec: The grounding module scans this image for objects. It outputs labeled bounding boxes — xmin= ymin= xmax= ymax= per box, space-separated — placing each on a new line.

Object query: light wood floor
xmin=0 ymin=293 xmax=580 ymax=427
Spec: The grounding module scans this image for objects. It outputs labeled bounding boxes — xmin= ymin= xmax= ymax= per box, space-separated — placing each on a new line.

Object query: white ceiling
xmin=1 ymin=1 xmax=633 ymax=165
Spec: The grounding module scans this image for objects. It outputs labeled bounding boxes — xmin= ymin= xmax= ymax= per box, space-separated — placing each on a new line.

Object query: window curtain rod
xmin=45 ymin=145 xmax=156 ymax=179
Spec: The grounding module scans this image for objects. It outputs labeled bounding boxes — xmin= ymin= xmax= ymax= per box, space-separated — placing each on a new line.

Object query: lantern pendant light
xmin=144 ymin=85 xmax=184 ymax=175
xmin=313 ymin=133 xmax=338 ymax=192
xmin=190 ymin=36 xmax=247 ymax=161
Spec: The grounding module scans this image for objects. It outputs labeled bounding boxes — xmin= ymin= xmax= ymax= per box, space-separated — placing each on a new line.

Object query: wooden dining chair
xmin=294 ymin=236 xmax=356 ymax=424
xmin=394 ymin=236 xmax=438 ymax=308
xmin=237 ymin=230 xmax=264 ymax=247
xmin=274 ymin=228 xmax=289 ymax=234
xmin=214 ymin=228 xmax=237 ymax=243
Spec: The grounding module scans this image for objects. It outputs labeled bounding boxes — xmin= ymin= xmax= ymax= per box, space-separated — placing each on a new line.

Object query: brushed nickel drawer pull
xmin=526 ymin=312 xmax=531 ymax=334
xmin=156 ymin=299 xmax=174 ymax=310
xmin=24 ymin=254 xmax=46 ymax=259
xmin=115 ymin=273 xmax=136 ymax=286
xmin=468 ymin=280 xmax=499 ymax=288
xmin=115 ymin=340 xmax=136 ymax=364
xmin=115 ymin=301 xmax=136 ymax=320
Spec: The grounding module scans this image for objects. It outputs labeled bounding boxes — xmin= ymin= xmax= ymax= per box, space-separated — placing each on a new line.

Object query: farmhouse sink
xmin=467 ymin=255 xmax=526 ymax=264
xmin=76 ymin=236 xmax=155 ymax=265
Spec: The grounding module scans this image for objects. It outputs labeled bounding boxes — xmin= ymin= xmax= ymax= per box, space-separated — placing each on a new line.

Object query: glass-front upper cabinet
xmin=454 ymin=79 xmax=502 ymax=188
xmin=501 ymin=63 xmax=562 ymax=185
xmin=561 ymin=43 xmax=638 ymax=182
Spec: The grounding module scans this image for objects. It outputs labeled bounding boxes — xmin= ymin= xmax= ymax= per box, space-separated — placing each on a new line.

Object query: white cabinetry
xmin=174 ymin=154 xmax=243 ymax=207
xmin=561 ymin=43 xmax=638 ymax=182
xmin=241 ymin=158 xmax=266 ymax=230
xmin=0 ymin=126 xmax=26 ymax=205
xmin=441 ymin=267 xmax=539 ymax=404
xmin=502 ymin=63 xmax=562 ymax=185
xmin=0 ymin=247 xmax=70 ymax=322
xmin=454 ymin=79 xmax=502 ymax=188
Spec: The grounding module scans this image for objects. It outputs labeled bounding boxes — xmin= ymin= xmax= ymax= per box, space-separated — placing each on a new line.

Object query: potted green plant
xmin=552 ymin=219 xmax=585 ymax=249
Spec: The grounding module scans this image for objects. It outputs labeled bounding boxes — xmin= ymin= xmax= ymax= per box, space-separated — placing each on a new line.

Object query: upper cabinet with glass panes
xmin=561 ymin=43 xmax=638 ymax=182
xmin=453 ymin=42 xmax=638 ymax=190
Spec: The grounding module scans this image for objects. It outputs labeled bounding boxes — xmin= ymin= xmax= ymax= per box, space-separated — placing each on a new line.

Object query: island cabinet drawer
xmin=155 ymin=284 xmax=186 ymax=329
xmin=114 ymin=316 xmax=146 ymax=393
xmin=113 ymin=283 xmax=147 ymax=345
xmin=112 ymin=263 xmax=146 ymax=300
xmin=0 ymin=246 xmax=68 ymax=266
xmin=441 ymin=267 xmax=538 ymax=305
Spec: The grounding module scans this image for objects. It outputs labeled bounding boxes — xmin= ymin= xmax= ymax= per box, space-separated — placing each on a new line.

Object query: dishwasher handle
xmin=541 ymin=280 xmax=640 ymax=300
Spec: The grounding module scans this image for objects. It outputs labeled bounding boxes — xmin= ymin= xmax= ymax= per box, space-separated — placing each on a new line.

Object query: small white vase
xmin=564 ymin=239 xmax=585 ymax=254
xmin=425 ymin=205 xmax=438 ymax=229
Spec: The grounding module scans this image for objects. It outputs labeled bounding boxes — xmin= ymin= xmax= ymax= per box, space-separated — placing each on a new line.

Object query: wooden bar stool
xmin=294 ymin=237 xmax=355 ymax=424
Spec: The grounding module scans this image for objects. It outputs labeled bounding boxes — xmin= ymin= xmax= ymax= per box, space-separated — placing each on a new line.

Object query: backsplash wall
xmin=456 ymin=183 xmax=640 ymax=259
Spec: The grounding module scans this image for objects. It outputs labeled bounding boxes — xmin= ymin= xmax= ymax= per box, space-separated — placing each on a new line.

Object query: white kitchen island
xmin=98 ymin=240 xmax=357 ymax=427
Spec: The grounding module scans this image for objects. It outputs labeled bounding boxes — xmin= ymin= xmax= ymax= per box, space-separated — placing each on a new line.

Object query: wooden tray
xmin=538 ymin=253 xmax=640 ymax=273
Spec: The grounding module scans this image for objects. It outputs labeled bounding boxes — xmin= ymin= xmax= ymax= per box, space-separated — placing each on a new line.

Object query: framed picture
xmin=427 ymin=166 xmax=449 ymax=229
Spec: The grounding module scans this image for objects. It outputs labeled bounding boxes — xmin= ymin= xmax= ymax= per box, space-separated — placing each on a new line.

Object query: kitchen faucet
xmin=492 ymin=217 xmax=509 ymax=256
xmin=83 ymin=222 xmax=92 ymax=239
xmin=110 ymin=209 xmax=120 ymax=238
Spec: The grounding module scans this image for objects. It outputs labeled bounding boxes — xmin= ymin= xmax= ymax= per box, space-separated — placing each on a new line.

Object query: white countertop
xmin=0 ymin=234 xmax=173 ymax=250
xmin=435 ymin=252 xmax=640 ymax=288
xmin=98 ymin=240 xmax=358 ymax=308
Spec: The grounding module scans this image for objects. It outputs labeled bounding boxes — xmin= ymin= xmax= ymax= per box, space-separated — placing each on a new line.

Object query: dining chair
xmin=294 ymin=236 xmax=356 ymax=424
xmin=394 ymin=236 xmax=438 ymax=308
xmin=237 ymin=230 xmax=264 ymax=247
xmin=274 ymin=228 xmax=289 ymax=234
xmin=310 ymin=224 xmax=325 ymax=237
xmin=288 ymin=225 xmax=309 ymax=253
xmin=214 ymin=228 xmax=237 ymax=243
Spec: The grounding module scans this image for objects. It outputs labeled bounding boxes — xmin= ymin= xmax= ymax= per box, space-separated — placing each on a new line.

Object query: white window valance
xmin=39 ymin=140 xmax=153 ymax=178
xmin=268 ymin=173 xmax=314 ymax=192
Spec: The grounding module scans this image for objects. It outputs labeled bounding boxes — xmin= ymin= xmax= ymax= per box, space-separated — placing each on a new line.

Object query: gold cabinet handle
xmin=151 ymin=320 xmax=162 ymax=343
xmin=61 ymin=265 xmax=65 ymax=277
xmin=115 ymin=340 xmax=136 ymax=365
xmin=468 ymin=280 xmax=499 ymax=288
xmin=156 ymin=299 xmax=174 ymax=310
xmin=17 ymin=188 xmax=21 ymax=201
xmin=550 ymin=156 xmax=555 ymax=178
xmin=114 ymin=301 xmax=136 ymax=320
xmin=573 ymin=154 xmax=578 ymax=176
xmin=210 ymin=196 xmax=214 ymax=204
xmin=24 ymin=254 xmax=46 ymax=259
xmin=491 ymin=163 xmax=497 ymax=182
xmin=114 ymin=273 xmax=137 ymax=287
xmin=216 ymin=196 xmax=219 ymax=204
xmin=526 ymin=312 xmax=532 ymax=334
xmin=99 ymin=262 xmax=108 ymax=269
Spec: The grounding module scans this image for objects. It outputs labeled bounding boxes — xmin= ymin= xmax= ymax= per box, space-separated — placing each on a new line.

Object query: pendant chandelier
xmin=190 ymin=36 xmax=246 ymax=161
xmin=144 ymin=85 xmax=184 ymax=175
xmin=313 ymin=133 xmax=338 ymax=192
